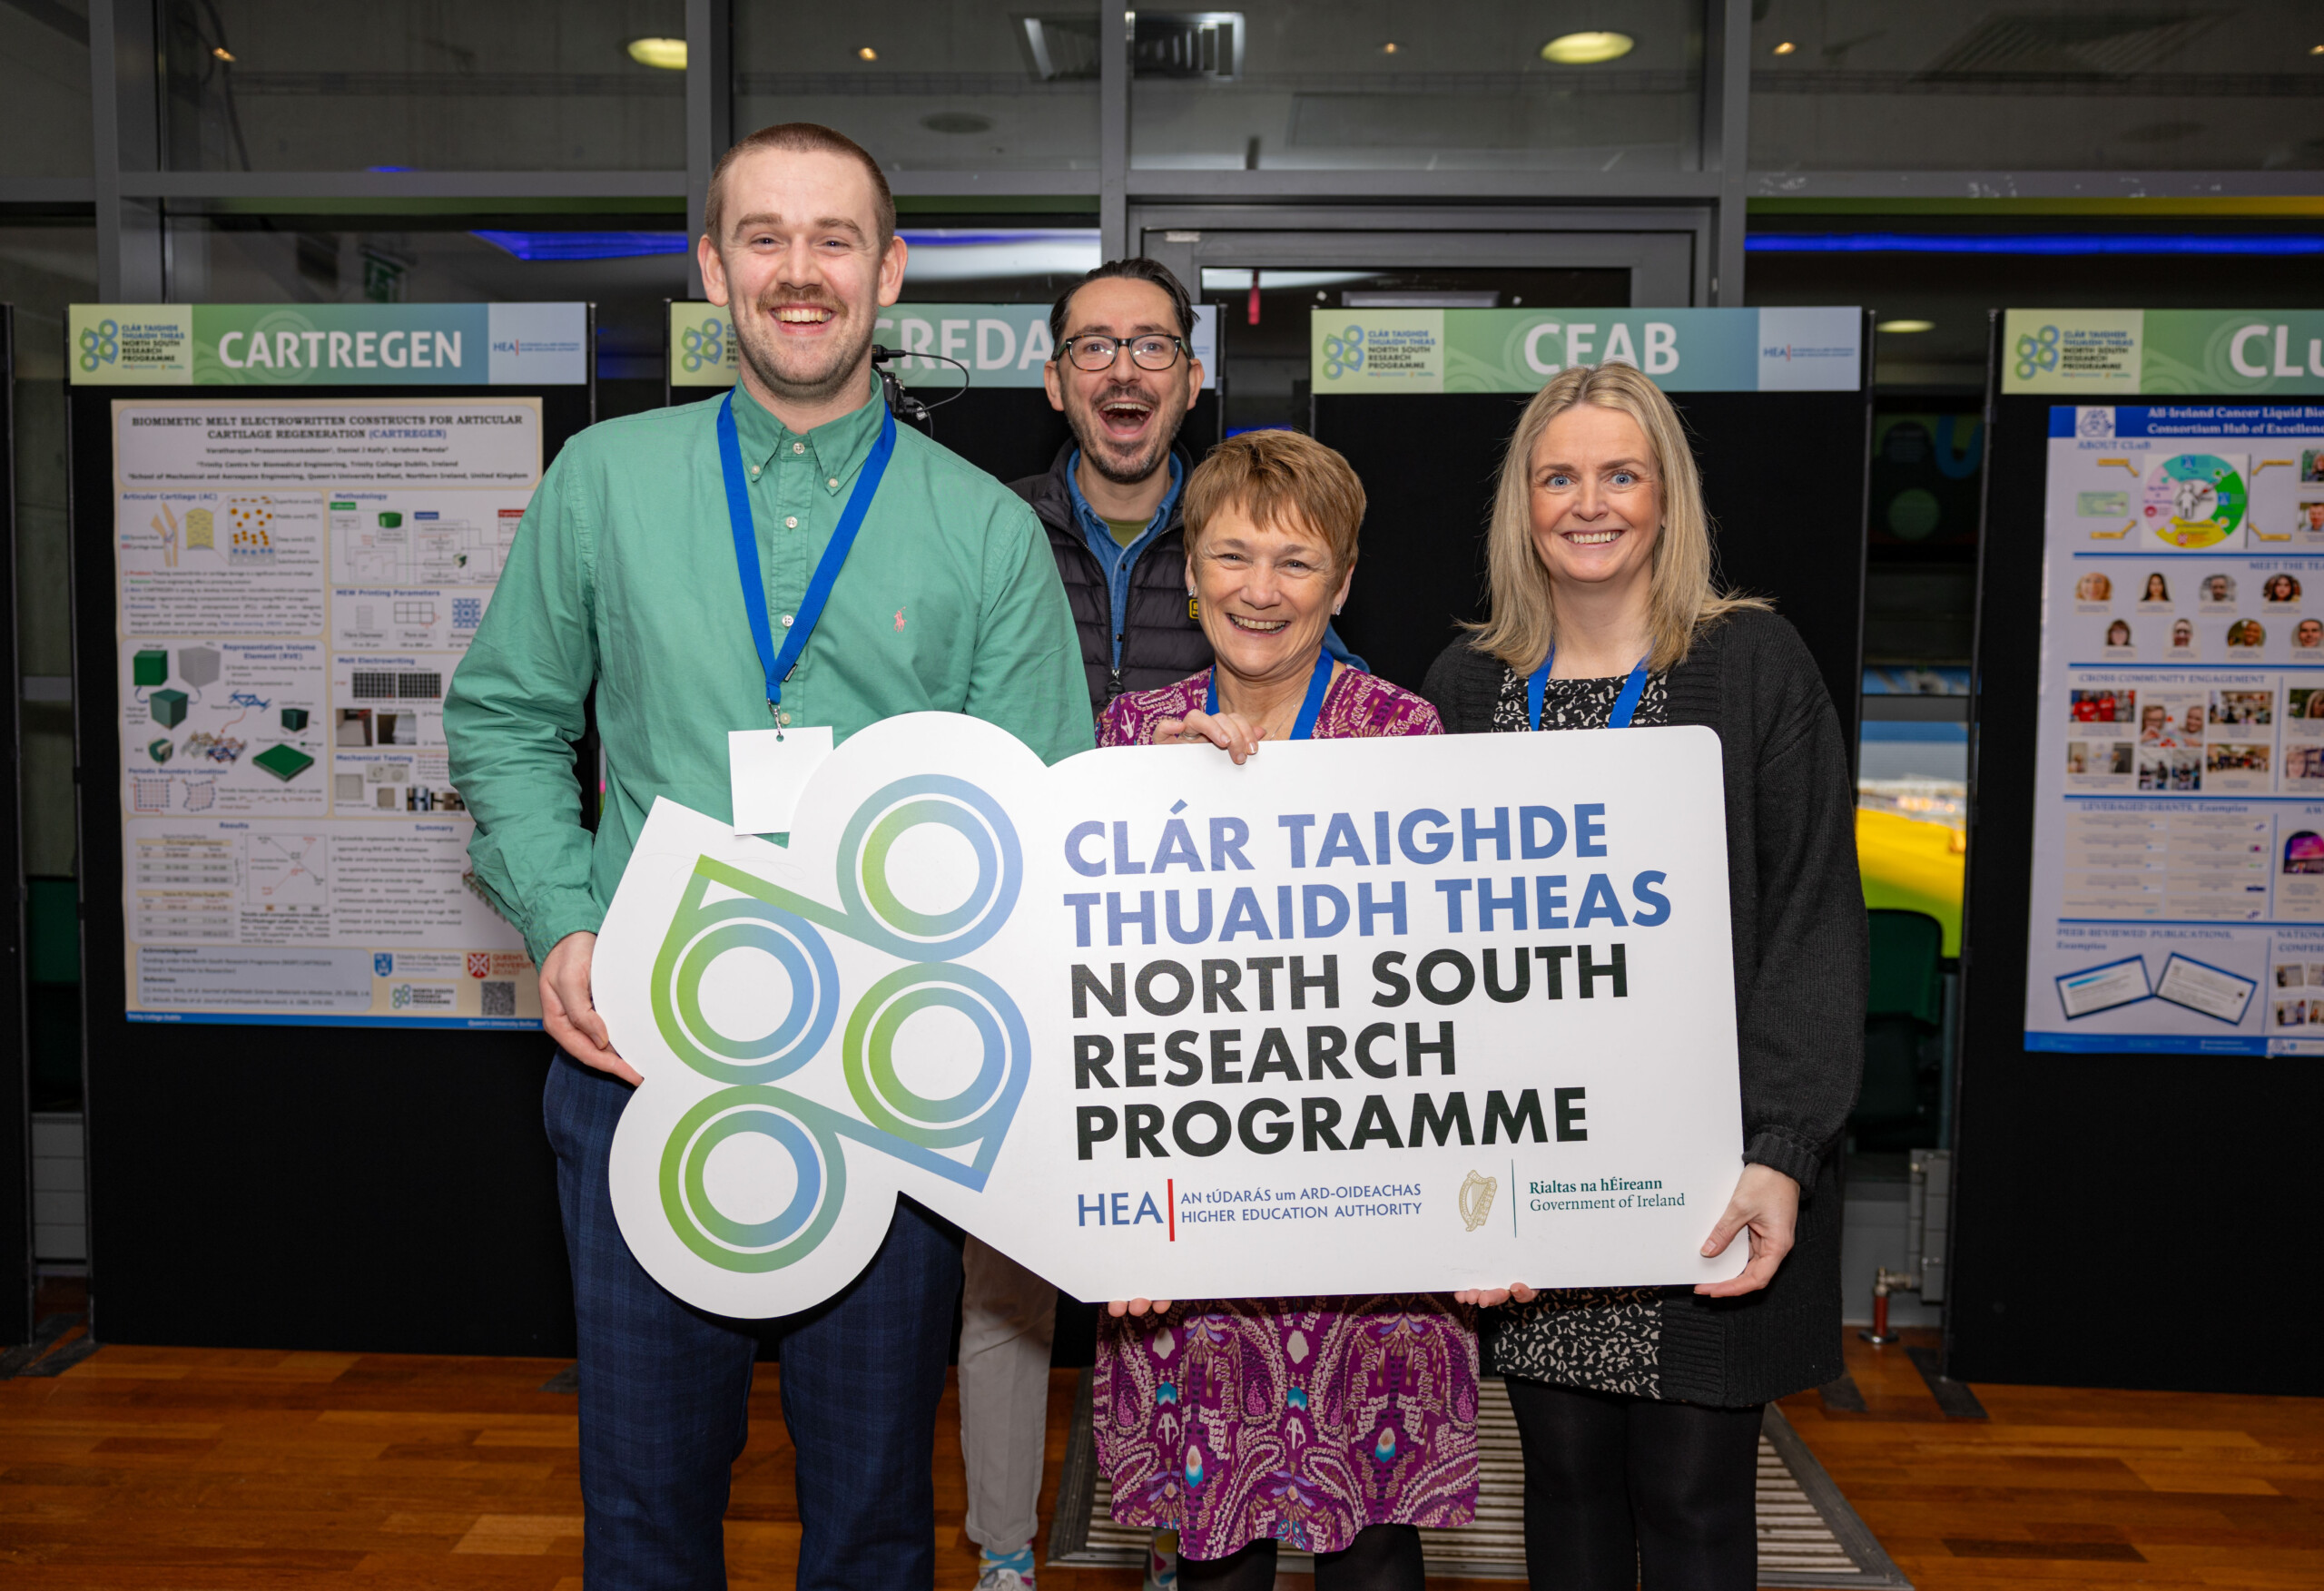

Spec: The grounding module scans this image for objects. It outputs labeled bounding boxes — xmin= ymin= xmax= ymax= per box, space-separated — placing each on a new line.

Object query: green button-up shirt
xmin=445 ymin=376 xmax=1091 ymax=964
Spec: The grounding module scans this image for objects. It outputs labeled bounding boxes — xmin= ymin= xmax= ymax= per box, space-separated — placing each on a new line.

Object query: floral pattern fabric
xmin=1092 ymin=660 xmax=1472 ymax=1561
xmin=1097 ymin=1298 xmax=1481 ymax=1558
xmin=1099 ymin=665 xmax=1444 ymax=747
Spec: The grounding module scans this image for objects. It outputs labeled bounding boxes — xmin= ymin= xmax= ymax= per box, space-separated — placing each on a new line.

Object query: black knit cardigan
xmin=1421 ymin=609 xmax=1867 ymax=1408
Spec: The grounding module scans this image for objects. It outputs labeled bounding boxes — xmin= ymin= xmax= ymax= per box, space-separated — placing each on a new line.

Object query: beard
xmin=733 ymin=289 xmax=878 ymax=408
xmin=1069 ymin=381 xmax=1191 ymax=486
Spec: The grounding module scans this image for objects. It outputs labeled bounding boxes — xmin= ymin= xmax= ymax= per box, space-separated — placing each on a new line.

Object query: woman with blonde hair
xmin=1423 ymin=363 xmax=1865 ymax=1591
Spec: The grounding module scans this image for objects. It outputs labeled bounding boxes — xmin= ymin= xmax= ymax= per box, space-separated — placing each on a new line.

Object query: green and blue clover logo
xmin=79 ymin=318 xmax=119 ymax=373
xmin=652 ymin=775 xmax=1029 ymax=1272
xmin=680 ymin=316 xmax=727 ymax=374
xmin=2014 ymin=323 xmax=2061 ymax=381
xmin=1321 ymin=325 xmax=1366 ymax=379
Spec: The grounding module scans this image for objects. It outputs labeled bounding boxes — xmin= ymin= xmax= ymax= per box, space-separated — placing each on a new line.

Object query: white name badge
xmin=728 ymin=725 xmax=834 ymax=834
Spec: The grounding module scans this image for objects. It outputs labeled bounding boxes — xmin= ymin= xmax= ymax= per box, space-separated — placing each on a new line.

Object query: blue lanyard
xmin=716 ymin=388 xmax=896 ymax=721
xmin=1205 ymin=650 xmax=1336 ymax=741
xmin=1528 ymin=649 xmax=1649 ymax=732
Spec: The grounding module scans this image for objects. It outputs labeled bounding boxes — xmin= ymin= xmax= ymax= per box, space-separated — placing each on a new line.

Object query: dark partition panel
xmin=0 ymin=305 xmax=27 ymax=1348
xmin=1314 ymin=388 xmax=1871 ymax=749
xmin=72 ymin=378 xmax=594 ymax=1357
xmin=1949 ymin=326 xmax=2320 ymax=1395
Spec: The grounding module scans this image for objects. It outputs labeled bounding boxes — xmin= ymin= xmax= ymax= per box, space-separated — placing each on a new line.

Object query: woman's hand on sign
xmin=1453 ymin=1284 xmax=1539 ymax=1308
xmin=1154 ymin=707 xmax=1268 ymax=765
xmin=1694 ymin=1163 xmax=1800 ymax=1297
xmin=542 ymin=930 xmax=641 ymax=1085
xmin=1106 ymin=1298 xmax=1176 ymax=1318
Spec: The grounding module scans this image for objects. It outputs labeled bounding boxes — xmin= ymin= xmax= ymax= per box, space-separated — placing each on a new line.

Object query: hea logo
xmin=651 ymin=775 xmax=1031 ymax=1272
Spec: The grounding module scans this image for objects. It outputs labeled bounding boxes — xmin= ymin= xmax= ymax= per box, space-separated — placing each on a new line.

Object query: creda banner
xmin=596 ymin=712 xmax=1747 ymax=1318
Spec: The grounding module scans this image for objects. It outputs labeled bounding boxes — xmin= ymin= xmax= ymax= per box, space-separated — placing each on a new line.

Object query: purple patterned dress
xmin=1092 ymin=663 xmax=1478 ymax=1561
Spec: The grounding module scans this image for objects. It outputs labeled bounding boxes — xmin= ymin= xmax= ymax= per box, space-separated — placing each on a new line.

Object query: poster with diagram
xmin=2024 ymin=400 xmax=2324 ymax=1054
xmin=111 ymin=397 xmax=545 ymax=1026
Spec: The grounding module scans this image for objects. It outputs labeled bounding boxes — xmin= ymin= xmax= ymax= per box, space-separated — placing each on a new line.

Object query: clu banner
xmin=596 ymin=713 xmax=1746 ymax=1318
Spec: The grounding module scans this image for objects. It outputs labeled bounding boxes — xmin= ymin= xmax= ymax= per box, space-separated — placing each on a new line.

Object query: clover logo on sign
xmin=648 ymin=774 xmax=1032 ymax=1274
xmin=680 ymin=316 xmax=727 ymax=373
xmin=79 ymin=318 xmax=119 ymax=372
xmin=1321 ymin=325 xmax=1366 ymax=379
xmin=2014 ymin=323 xmax=2061 ymax=381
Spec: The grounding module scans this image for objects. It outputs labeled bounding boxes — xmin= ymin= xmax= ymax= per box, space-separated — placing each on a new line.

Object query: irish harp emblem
xmin=1458 ymin=1171 xmax=1499 ymax=1233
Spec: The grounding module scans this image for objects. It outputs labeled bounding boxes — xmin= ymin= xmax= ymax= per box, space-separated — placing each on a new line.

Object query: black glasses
xmin=1059 ymin=334 xmax=1186 ymax=372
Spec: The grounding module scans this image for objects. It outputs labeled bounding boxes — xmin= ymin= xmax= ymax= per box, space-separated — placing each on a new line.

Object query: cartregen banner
xmin=68 ymin=303 xmax=588 ymax=387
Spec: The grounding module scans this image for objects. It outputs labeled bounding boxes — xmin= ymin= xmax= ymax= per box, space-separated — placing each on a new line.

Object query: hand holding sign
xmin=594 ymin=712 xmax=1747 ymax=1319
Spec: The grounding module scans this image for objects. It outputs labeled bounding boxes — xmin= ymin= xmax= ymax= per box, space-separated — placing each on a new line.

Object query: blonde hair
xmin=1183 ymin=428 xmax=1365 ymax=576
xmin=1468 ymin=363 xmax=1765 ymax=674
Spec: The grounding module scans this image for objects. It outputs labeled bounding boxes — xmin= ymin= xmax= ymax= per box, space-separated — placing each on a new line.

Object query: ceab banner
xmin=596 ymin=712 xmax=1747 ymax=1319
xmin=1308 ymin=307 xmax=1864 ymax=395
xmin=69 ymin=303 xmax=588 ymax=387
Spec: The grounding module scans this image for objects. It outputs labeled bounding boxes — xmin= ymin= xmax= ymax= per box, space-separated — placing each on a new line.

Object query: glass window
xmin=1751 ymin=1 xmax=2324 ymax=172
xmin=158 ymin=1 xmax=686 ymax=172
xmin=160 ymin=215 xmax=688 ymax=417
xmin=1131 ymin=2 xmax=1703 ymax=172
xmin=733 ymin=3 xmax=1100 ymax=172
xmin=2 ymin=225 xmax=100 ymax=885
xmin=0 ymin=1 xmax=94 ymax=177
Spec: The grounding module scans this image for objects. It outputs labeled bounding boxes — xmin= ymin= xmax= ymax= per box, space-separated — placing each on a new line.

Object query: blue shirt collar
xmin=1065 ymin=448 xmax=1184 ymax=574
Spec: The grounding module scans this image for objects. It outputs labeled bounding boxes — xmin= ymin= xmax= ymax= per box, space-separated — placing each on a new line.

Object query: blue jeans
xmin=545 ymin=1053 xmax=964 ymax=1590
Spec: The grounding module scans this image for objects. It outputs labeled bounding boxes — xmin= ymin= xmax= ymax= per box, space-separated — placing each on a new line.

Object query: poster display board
xmin=1306 ymin=308 xmax=1870 ymax=744
xmin=72 ymin=305 xmax=586 ymax=1028
xmin=1951 ymin=308 xmax=2324 ymax=1397
xmin=69 ymin=302 xmax=595 ymax=1356
xmin=596 ymin=712 xmax=1745 ymax=1318
xmin=2024 ymin=392 xmax=2324 ymax=1054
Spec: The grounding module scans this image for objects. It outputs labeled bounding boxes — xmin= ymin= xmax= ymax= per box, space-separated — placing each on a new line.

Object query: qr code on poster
xmin=481 ymin=981 xmax=516 ymax=1017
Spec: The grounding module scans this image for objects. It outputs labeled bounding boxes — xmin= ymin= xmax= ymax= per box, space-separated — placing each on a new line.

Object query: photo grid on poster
xmin=2027 ymin=404 xmax=2324 ymax=1054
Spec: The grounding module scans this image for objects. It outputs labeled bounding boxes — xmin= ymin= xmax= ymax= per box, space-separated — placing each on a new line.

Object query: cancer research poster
xmin=2025 ymin=402 xmax=2324 ymax=1055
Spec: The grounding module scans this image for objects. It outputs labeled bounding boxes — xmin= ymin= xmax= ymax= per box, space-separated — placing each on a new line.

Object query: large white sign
xmin=597 ymin=713 xmax=1748 ymax=1318
xmin=2025 ymin=404 xmax=2324 ymax=1055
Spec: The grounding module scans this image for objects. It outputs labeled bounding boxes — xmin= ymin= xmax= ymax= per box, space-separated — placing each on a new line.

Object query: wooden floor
xmin=0 ymin=1291 xmax=2316 ymax=1589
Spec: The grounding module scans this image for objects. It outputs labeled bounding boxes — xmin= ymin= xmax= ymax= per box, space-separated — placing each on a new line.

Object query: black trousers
xmin=1179 ymin=1524 xmax=1425 ymax=1591
xmin=1502 ymin=1377 xmax=1764 ymax=1591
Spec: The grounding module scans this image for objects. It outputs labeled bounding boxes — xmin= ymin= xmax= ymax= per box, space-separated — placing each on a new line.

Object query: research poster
xmin=596 ymin=712 xmax=1747 ymax=1317
xmin=2023 ymin=392 xmax=2324 ymax=1055
xmin=108 ymin=393 xmax=547 ymax=1026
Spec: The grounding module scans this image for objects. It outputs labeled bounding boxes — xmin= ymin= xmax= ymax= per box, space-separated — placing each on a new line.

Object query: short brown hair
xmin=1183 ymin=430 xmax=1365 ymax=576
xmin=704 ymin=123 xmax=895 ymax=251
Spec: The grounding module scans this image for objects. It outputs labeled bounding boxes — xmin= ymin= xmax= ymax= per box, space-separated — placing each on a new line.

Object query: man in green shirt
xmin=445 ymin=123 xmax=1089 ymax=1591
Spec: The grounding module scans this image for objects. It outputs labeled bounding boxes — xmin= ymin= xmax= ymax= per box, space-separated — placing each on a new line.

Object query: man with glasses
xmin=1010 ymin=258 xmax=1362 ymax=717
xmin=960 ymin=260 xmax=1358 ymax=1591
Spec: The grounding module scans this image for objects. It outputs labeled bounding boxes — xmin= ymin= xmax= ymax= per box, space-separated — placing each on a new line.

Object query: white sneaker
xmin=976 ymin=1564 xmax=1035 ymax=1591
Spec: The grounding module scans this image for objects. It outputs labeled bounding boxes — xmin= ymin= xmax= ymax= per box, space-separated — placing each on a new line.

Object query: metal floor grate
xmin=1050 ymin=1373 xmax=1911 ymax=1587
